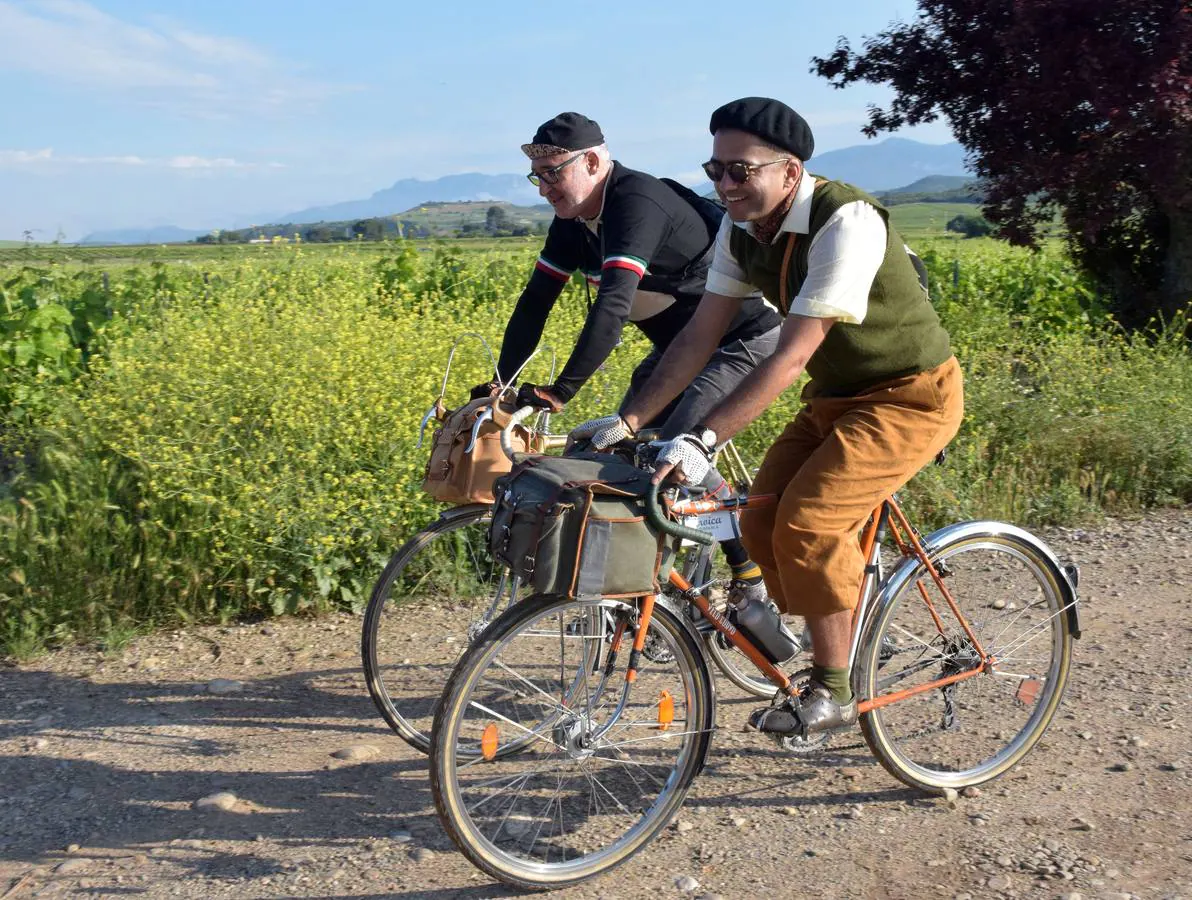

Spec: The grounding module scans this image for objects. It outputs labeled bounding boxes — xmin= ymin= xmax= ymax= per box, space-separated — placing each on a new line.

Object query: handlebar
xmin=497 ymin=409 xmax=714 ymax=545
xmin=645 ymin=486 xmax=714 ymax=546
xmin=501 ymin=405 xmax=538 ymax=460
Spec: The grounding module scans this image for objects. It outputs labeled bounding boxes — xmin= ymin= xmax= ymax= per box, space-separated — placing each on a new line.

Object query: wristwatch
xmin=691 ymin=425 xmax=718 ymax=454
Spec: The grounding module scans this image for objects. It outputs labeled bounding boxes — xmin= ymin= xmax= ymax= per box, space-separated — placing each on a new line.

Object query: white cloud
xmin=0 ymin=149 xmax=55 ymax=164
xmin=0 ymin=0 xmax=350 ymax=117
xmin=0 ymin=148 xmax=285 ymax=170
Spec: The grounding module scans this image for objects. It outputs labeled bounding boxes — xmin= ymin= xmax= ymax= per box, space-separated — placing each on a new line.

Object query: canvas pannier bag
xmin=488 ymin=453 xmax=665 ymax=598
xmin=421 ymin=398 xmax=530 ymax=505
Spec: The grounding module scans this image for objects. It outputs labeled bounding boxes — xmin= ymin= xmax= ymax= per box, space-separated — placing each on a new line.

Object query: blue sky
xmin=0 ymin=0 xmax=953 ymax=240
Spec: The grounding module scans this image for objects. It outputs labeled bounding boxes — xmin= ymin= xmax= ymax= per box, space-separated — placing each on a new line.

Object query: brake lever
xmin=416 ymin=403 xmax=439 ymax=449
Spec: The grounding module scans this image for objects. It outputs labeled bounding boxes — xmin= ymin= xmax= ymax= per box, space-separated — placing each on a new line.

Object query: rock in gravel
xmin=389 ymin=830 xmax=412 ymax=843
xmin=675 ymin=874 xmax=700 ymax=892
xmin=1060 ymin=894 xmax=1083 ymax=900
xmin=961 ymin=786 xmax=981 ymax=798
xmin=986 ymin=873 xmax=1012 ymax=891
xmin=1072 ymin=817 xmax=1096 ymax=831
xmin=838 ymin=767 xmax=862 ymax=780
xmin=206 ymin=678 xmax=245 ymax=695
xmin=56 ymin=858 xmax=90 ymax=875
xmin=331 ymin=744 xmax=380 ymax=761
xmin=941 ymin=787 xmax=959 ymax=805
xmin=194 ymin=791 xmax=238 ymax=812
xmin=673 ymin=819 xmax=694 ymax=834
xmin=412 ymin=848 xmax=435 ymax=864
xmin=990 ymin=598 xmax=1007 ymax=610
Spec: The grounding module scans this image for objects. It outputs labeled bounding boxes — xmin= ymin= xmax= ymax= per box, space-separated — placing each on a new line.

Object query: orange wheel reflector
xmin=657 ymin=690 xmax=674 ymax=731
xmin=481 ymin=723 xmax=499 ymax=760
xmin=1015 ymin=678 xmax=1041 ymax=705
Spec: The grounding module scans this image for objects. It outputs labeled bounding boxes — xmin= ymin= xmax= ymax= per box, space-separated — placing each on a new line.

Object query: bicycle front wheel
xmin=430 ymin=593 xmax=715 ymax=890
xmin=361 ymin=505 xmax=529 ymax=753
xmin=857 ymin=527 xmax=1075 ymax=792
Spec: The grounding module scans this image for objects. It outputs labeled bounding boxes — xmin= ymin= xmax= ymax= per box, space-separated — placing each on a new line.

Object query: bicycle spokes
xmin=860 ymin=535 xmax=1072 ymax=786
xmin=436 ymin=598 xmax=710 ymax=874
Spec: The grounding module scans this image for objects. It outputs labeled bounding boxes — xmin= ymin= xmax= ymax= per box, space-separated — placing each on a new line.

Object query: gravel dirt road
xmin=2 ymin=508 xmax=1190 ymax=899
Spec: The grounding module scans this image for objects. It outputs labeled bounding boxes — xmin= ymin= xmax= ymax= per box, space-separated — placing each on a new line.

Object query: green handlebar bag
xmin=488 ymin=453 xmax=665 ymax=598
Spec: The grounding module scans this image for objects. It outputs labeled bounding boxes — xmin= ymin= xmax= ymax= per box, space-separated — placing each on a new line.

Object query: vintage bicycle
xmin=361 ymin=343 xmax=795 ymax=754
xmin=427 ymin=406 xmax=1082 ymax=890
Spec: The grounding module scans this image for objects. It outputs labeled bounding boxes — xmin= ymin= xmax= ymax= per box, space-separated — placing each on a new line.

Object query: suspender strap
xmin=778 ymin=232 xmax=798 ymax=316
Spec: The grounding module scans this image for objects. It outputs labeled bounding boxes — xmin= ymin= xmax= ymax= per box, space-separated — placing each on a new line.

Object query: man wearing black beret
xmin=479 ymin=111 xmax=784 ymax=595
xmin=625 ymin=96 xmax=965 ymax=736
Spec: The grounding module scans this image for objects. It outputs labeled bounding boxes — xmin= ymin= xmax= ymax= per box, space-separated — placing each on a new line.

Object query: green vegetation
xmin=946 ymin=213 xmax=994 ymax=238
xmin=888 ymin=203 xmax=988 ymax=237
xmin=0 ymin=238 xmax=1188 ymax=658
xmin=193 ymin=201 xmax=555 ymax=245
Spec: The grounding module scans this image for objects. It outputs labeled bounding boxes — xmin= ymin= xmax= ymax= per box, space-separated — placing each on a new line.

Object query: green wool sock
xmin=810 ymin=664 xmax=854 ymax=705
xmin=730 ymin=561 xmax=763 ymax=585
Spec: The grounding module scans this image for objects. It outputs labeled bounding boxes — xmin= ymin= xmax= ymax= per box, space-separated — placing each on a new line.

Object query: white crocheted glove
xmin=654 ymin=434 xmax=713 ymax=484
xmin=568 ymin=415 xmax=634 ymax=450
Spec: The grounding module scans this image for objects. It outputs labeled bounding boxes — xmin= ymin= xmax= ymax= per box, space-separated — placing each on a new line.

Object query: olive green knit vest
xmin=728 ymin=178 xmax=951 ymax=395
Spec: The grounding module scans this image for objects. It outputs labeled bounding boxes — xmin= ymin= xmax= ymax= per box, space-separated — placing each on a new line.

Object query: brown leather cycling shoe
xmin=748 ymin=681 xmax=858 ymax=737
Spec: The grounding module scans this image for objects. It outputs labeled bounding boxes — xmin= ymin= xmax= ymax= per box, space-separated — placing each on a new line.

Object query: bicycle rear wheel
xmin=857 ymin=526 xmax=1075 ymax=792
xmin=361 ymin=505 xmax=529 ymax=753
xmin=430 ymin=593 xmax=715 ymax=890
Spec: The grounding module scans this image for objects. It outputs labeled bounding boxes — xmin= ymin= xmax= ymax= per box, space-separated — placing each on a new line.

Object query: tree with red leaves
xmin=813 ymin=0 xmax=1192 ymax=327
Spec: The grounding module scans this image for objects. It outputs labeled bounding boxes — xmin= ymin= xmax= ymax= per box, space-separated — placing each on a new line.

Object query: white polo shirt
xmin=705 ymin=172 xmax=888 ymax=324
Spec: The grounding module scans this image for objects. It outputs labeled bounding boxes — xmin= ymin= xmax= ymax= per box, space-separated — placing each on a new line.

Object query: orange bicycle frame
xmin=625 ymin=493 xmax=994 ymax=712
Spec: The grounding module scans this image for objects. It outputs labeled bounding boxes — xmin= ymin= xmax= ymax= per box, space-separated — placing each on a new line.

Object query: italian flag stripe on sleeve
xmin=602 ymin=255 xmax=648 ymax=277
xmin=535 ymin=256 xmax=573 ymax=281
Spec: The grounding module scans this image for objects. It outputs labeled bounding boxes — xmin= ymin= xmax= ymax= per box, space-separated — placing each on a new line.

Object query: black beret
xmin=522 ymin=112 xmax=605 ymax=159
xmin=709 ymin=97 xmax=814 ymax=161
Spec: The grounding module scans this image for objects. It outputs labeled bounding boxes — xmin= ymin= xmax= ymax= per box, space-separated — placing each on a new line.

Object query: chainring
xmin=765 ymin=667 xmax=832 ymax=756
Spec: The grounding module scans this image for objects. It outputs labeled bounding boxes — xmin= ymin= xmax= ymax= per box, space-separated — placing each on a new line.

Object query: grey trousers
xmin=619 ymin=326 xmax=781 ymax=496
xmin=619 ymin=327 xmax=781 ymax=439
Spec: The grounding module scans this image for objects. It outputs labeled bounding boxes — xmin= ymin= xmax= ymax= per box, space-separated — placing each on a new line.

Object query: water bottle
xmin=728 ymin=594 xmax=801 ymax=665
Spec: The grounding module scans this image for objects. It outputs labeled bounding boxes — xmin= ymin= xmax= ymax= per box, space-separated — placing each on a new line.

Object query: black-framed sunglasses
xmin=527 ymin=152 xmax=586 ymax=186
xmin=702 ymin=157 xmax=792 ymax=185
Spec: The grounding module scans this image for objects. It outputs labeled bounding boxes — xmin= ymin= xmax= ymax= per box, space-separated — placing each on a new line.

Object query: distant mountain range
xmin=80 ymin=138 xmax=973 ymax=245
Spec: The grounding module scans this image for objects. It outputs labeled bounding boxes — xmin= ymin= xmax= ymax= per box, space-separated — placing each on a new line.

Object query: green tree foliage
xmin=946 ymin=214 xmax=993 ymax=238
xmin=485 ymin=205 xmax=514 ymax=235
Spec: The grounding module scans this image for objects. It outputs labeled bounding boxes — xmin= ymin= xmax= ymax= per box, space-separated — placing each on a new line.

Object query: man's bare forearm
xmin=621 ymin=293 xmax=743 ymax=432
xmin=702 ymin=315 xmax=835 ymax=440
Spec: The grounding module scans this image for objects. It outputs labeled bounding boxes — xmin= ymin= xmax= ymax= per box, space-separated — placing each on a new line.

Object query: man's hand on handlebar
xmin=650 ymin=433 xmax=714 ymax=486
xmin=515 ymin=383 xmax=564 ymax=413
xmin=567 ymin=414 xmax=635 ymax=451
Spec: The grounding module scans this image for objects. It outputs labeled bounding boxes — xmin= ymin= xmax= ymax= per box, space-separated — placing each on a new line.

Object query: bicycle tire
xmin=361 ymin=505 xmax=527 ymax=753
xmin=430 ymin=592 xmax=715 ymax=890
xmin=857 ymin=525 xmax=1075 ymax=793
